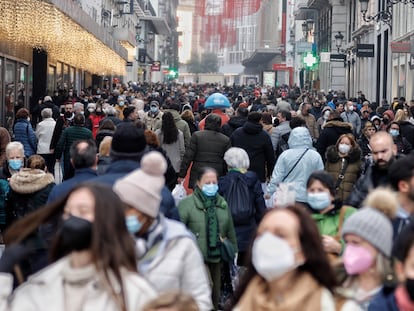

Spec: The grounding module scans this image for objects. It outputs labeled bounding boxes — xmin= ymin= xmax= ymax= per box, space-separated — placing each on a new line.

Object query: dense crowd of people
xmin=0 ymin=82 xmax=414 ymax=310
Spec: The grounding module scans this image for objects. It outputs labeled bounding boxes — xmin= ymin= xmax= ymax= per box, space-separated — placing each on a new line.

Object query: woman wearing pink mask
xmin=339 ymin=207 xmax=394 ymax=310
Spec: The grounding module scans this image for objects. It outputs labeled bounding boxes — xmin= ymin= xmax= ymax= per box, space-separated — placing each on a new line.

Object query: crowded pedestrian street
xmin=1 ymin=0 xmax=414 ymax=311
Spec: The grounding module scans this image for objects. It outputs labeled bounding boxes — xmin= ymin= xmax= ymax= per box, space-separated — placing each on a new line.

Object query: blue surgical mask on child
xmin=125 ymin=215 xmax=142 ymax=234
xmin=202 ymin=184 xmax=219 ymax=197
xmin=307 ymin=192 xmax=331 ymax=211
xmin=8 ymin=159 xmax=22 ymax=171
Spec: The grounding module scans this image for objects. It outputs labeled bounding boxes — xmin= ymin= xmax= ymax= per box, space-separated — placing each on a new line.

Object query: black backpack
xmin=224 ymin=174 xmax=254 ymax=225
xmin=275 ymin=132 xmax=290 ymax=158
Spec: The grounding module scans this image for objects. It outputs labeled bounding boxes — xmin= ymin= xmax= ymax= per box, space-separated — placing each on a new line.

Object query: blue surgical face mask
xmin=202 ymin=183 xmax=218 ymax=197
xmin=150 ymin=106 xmax=158 ymax=113
xmin=389 ymin=129 xmax=399 ymax=137
xmin=307 ymin=192 xmax=331 ymax=211
xmin=125 ymin=215 xmax=142 ymax=234
xmin=9 ymin=159 xmax=23 ymax=171
xmin=118 ymin=101 xmax=125 ymax=107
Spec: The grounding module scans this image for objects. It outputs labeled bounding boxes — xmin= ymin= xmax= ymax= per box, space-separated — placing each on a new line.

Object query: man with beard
xmin=388 ymin=155 xmax=414 ymax=239
xmin=346 ymin=131 xmax=397 ymax=208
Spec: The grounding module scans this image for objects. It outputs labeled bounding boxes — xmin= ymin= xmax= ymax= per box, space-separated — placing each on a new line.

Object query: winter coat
xmin=13 ymin=119 xmax=37 ymax=157
xmin=270 ymin=120 xmax=291 ymax=151
xmin=341 ymin=111 xmax=362 ymax=136
xmin=55 ymin=125 xmax=93 ymax=180
xmin=0 ymin=256 xmax=156 ymax=311
xmin=144 ymin=111 xmax=163 ymax=131
xmin=156 ymin=129 xmax=185 ymax=173
xmin=368 ymin=288 xmax=398 ymax=311
xmin=47 ymin=168 xmax=98 ymax=204
xmin=97 ymin=156 xmax=111 ymax=176
xmin=310 ymin=204 xmax=356 ymax=241
xmin=221 ymin=116 xmax=247 ymax=137
xmin=36 ymin=118 xmax=56 ymax=154
xmin=325 ymin=145 xmax=362 ymax=202
xmin=218 ymin=170 xmax=266 ymax=252
xmin=266 ymin=127 xmax=324 ymax=203
xmin=316 ymin=120 xmax=353 ymax=162
xmin=301 ymin=113 xmax=319 ymax=139
xmin=393 ymin=136 xmax=412 ymax=155
xmin=230 ymin=121 xmax=275 ymax=182
xmin=179 ymin=130 xmax=231 ymax=189
xmin=399 ymin=120 xmax=414 ymax=146
xmin=85 ymin=114 xmax=104 ymax=139
xmin=178 ymin=191 xmax=237 ymax=263
xmin=137 ymin=215 xmax=213 ymax=311
xmin=154 ymin=109 xmax=191 ymax=148
xmin=357 ymin=135 xmax=371 ymax=158
xmin=345 ymin=160 xmax=395 ymax=208
xmin=8 ymin=169 xmax=55 ymax=220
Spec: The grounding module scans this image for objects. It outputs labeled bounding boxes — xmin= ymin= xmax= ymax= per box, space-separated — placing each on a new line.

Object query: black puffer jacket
xmin=230 ymin=121 xmax=275 ymax=182
xmin=221 ymin=116 xmax=246 ymax=137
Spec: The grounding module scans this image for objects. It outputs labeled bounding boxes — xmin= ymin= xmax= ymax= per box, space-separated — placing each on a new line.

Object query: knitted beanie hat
xmin=342 ymin=207 xmax=393 ymax=257
xmin=113 ymin=151 xmax=166 ymax=218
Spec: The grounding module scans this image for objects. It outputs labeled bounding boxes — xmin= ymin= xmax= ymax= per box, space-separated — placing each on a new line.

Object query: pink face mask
xmin=343 ymin=244 xmax=374 ymax=275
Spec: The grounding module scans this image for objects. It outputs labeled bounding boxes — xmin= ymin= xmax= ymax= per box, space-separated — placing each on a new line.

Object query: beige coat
xmin=0 ymin=256 xmax=156 ymax=311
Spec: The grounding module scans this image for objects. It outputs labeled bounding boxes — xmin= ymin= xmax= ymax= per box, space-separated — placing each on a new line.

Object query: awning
xmin=140 ymin=16 xmax=171 ymax=36
xmin=242 ymin=48 xmax=280 ymax=67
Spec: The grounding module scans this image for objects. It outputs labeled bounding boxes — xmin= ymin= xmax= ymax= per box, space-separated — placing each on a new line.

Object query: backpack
xmin=224 ymin=174 xmax=254 ymax=225
xmin=275 ymin=132 xmax=290 ymax=158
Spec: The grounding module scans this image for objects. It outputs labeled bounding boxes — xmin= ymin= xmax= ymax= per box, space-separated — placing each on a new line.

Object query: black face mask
xmin=383 ymin=118 xmax=389 ymax=125
xmin=58 ymin=215 xmax=92 ymax=252
xmin=406 ymin=278 xmax=414 ymax=301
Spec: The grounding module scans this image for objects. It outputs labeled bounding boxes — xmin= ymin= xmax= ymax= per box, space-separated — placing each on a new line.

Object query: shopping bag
xmin=172 ymin=181 xmax=187 ymax=206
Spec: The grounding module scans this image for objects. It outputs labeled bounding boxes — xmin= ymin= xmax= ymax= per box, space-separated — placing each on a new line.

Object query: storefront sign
xmin=390 ymin=42 xmax=410 ymax=53
xmin=151 ymin=61 xmax=161 ymax=71
xmin=356 ymin=44 xmax=374 ymax=57
xmin=330 ymin=54 xmax=346 ymax=62
xmin=263 ymin=71 xmax=276 ymax=87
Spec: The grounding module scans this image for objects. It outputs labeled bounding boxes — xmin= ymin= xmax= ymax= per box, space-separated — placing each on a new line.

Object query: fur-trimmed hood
xmin=324 ymin=120 xmax=353 ymax=130
xmin=9 ymin=168 xmax=55 ymax=194
xmin=326 ymin=145 xmax=362 ymax=164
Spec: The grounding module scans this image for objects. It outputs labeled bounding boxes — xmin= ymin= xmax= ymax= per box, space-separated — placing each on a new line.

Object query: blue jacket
xmin=218 ymin=170 xmax=266 ymax=252
xmin=368 ymin=288 xmax=398 ymax=311
xmin=13 ymin=119 xmax=37 ymax=157
xmin=47 ymin=168 xmax=98 ymax=204
xmin=266 ymin=127 xmax=324 ymax=203
xmin=92 ymin=159 xmax=177 ymax=219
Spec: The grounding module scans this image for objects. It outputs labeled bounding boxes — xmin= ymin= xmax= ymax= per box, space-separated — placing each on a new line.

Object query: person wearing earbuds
xmin=114 ymin=152 xmax=213 ymax=311
xmin=325 ymin=134 xmax=361 ymax=203
xmin=228 ymin=205 xmax=337 ymax=311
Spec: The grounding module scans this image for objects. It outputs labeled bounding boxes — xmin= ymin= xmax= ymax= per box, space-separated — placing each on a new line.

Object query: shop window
xmin=5 ymin=60 xmax=15 ymax=133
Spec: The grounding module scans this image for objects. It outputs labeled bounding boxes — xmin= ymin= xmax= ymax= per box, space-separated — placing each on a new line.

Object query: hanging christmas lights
xmin=0 ymin=0 xmax=126 ymax=75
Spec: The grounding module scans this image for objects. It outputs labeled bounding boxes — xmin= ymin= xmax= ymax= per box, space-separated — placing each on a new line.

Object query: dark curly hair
xmin=161 ymin=111 xmax=179 ymax=144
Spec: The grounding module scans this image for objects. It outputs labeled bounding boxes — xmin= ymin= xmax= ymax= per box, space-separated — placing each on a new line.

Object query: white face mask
xmin=252 ymin=232 xmax=299 ymax=281
xmin=338 ymin=143 xmax=351 ymax=154
xmin=348 ymin=105 xmax=354 ymax=112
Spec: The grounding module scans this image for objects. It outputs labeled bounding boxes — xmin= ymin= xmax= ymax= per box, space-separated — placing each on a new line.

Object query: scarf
xmin=194 ymin=187 xmax=221 ymax=261
xmin=236 ymin=272 xmax=323 ymax=311
xmin=396 ymin=286 xmax=414 ymax=311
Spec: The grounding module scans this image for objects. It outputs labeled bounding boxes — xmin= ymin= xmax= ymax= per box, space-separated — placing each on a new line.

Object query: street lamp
xmin=358 ymin=0 xmax=414 ymax=28
xmin=302 ymin=19 xmax=314 ymax=41
xmin=334 ymin=31 xmax=344 ymax=53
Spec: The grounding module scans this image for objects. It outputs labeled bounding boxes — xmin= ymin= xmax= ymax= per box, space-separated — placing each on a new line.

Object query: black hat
xmin=111 ymin=124 xmax=147 ymax=158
